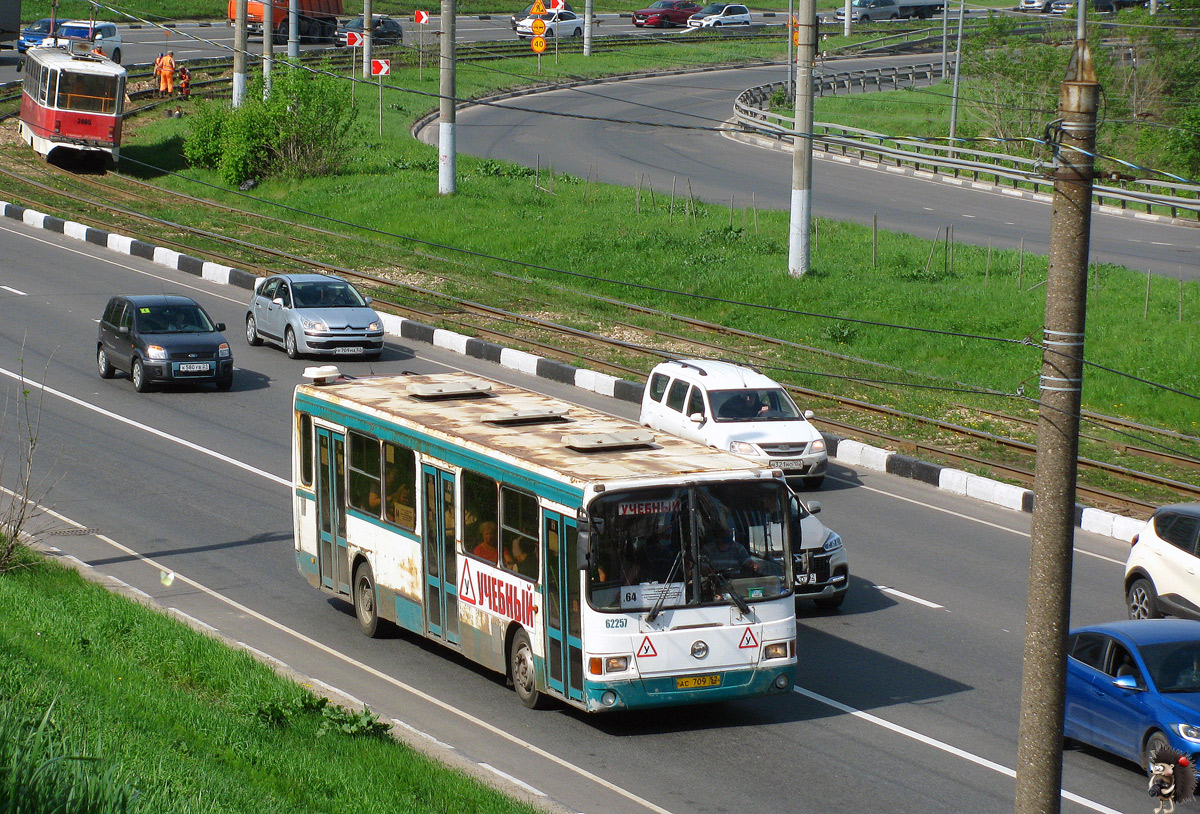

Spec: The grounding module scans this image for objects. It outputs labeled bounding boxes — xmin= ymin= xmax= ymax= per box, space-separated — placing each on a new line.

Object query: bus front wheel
xmin=354 ymin=562 xmax=383 ymax=638
xmin=510 ymin=629 xmax=548 ymax=709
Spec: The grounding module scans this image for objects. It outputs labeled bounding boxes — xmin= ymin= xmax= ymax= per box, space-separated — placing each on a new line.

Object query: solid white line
xmin=479 ymin=764 xmax=548 ymax=797
xmin=792 ymin=685 xmax=1124 ymax=814
xmin=873 ymin=585 xmax=944 ymax=609
xmin=8 ymin=491 xmax=676 ymax=814
xmin=0 ymin=365 xmax=289 ymax=488
xmin=1 ymin=284 xmax=27 ymax=295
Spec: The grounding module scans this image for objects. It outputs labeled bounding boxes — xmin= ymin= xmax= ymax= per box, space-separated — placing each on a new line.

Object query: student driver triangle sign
xmin=637 ymin=636 xmax=657 ymax=658
xmin=738 ymin=627 xmax=759 ymax=649
xmin=458 ymin=559 xmax=477 ymax=605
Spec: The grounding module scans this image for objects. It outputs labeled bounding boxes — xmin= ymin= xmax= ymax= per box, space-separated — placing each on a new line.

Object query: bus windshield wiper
xmin=646 ymin=551 xmax=684 ymax=624
xmin=705 ymin=563 xmax=751 ymax=615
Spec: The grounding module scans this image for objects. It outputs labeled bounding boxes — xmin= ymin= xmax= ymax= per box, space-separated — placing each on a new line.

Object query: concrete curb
xmin=1 ymin=197 xmax=1145 ymax=541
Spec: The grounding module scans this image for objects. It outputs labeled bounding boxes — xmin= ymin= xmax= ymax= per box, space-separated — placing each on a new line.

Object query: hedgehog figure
xmin=1148 ymin=745 xmax=1197 ymax=814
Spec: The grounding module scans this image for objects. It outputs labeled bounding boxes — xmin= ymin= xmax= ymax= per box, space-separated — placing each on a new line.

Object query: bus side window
xmin=298 ymin=413 xmax=313 ymax=487
xmin=382 ymin=442 xmax=416 ymax=530
xmin=347 ymin=431 xmax=382 ymax=516
xmin=501 ymin=487 xmax=539 ymax=580
xmin=462 ymin=469 xmax=499 ymax=561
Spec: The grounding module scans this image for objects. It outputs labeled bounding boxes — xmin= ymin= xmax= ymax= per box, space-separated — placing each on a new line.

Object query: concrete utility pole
xmin=947 ymin=0 xmax=964 ymax=156
xmin=363 ymin=0 xmax=373 ymax=78
xmin=288 ymin=0 xmax=299 ymax=58
xmin=1013 ymin=31 xmax=1099 ymax=814
xmin=788 ymin=0 xmax=817 ymax=277
xmin=439 ymin=0 xmax=457 ymax=194
xmin=233 ymin=0 xmax=247 ymax=107
xmin=843 ymin=0 xmax=851 ymax=38
xmin=263 ymin=0 xmax=273 ymax=99
xmin=584 ymin=0 xmax=593 ymax=55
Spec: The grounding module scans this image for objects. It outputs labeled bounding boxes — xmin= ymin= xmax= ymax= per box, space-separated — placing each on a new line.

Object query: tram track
xmin=2 ymin=56 xmax=1196 ymax=519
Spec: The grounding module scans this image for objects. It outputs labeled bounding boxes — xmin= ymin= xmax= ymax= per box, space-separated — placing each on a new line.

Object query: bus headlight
xmin=605 ymin=656 xmax=629 ymax=673
xmin=763 ymin=643 xmax=789 ymax=660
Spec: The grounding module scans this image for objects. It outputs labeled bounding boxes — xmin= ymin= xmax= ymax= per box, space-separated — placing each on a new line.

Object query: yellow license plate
xmin=676 ymin=674 xmax=722 ymax=690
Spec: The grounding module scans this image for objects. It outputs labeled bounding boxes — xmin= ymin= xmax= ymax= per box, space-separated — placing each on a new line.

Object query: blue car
xmin=17 ymin=18 xmax=57 ymax=54
xmin=1065 ymin=620 xmax=1200 ymax=768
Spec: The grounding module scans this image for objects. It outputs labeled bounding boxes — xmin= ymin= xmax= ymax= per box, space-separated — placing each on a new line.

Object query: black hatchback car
xmin=97 ymin=295 xmax=234 ymax=392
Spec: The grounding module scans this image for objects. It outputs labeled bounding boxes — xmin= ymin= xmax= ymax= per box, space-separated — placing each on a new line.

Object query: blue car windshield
xmin=292 ymin=281 xmax=367 ymax=308
xmin=135 ymin=304 xmax=215 ymax=334
xmin=1139 ymin=640 xmax=1200 ymax=692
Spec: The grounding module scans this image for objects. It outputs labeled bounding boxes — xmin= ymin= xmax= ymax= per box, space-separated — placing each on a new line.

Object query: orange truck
xmin=227 ymin=0 xmax=344 ymax=43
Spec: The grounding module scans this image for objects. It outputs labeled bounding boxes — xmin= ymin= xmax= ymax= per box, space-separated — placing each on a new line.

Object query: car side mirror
xmin=215 ymin=322 xmax=226 ymax=332
xmin=806 ymin=500 xmax=821 ymax=515
xmin=803 ymin=409 xmax=815 ymax=420
xmin=364 ymin=296 xmax=373 ymax=305
xmin=1113 ymin=674 xmax=1142 ymax=691
xmin=118 ymin=325 xmax=130 ymax=336
xmin=687 ymin=412 xmax=706 ymax=425
xmin=273 ymin=297 xmax=284 ymax=306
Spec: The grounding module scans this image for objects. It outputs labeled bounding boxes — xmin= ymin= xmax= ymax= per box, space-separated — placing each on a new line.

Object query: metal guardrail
xmin=734 ymin=72 xmax=1200 ymax=221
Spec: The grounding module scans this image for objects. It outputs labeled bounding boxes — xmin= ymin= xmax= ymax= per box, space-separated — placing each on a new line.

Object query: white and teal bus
xmin=292 ymin=368 xmax=798 ymax=712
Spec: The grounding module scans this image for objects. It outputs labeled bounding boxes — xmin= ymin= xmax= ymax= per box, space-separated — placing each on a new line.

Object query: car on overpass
xmin=17 ymin=18 xmax=58 ymax=54
xmin=633 ymin=0 xmax=703 ymax=27
xmin=686 ymin=2 xmax=751 ymax=26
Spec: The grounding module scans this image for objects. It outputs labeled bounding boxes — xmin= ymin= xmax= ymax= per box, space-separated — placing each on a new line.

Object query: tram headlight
xmin=145 ymin=345 xmax=166 ymax=360
xmin=763 ymin=643 xmax=789 ymax=660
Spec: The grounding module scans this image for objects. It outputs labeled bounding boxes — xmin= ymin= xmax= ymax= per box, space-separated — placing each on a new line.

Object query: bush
xmin=183 ymin=61 xmax=362 ymax=185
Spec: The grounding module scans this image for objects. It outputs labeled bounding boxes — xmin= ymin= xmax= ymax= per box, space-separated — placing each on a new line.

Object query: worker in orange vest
xmin=178 ymin=65 xmax=191 ymax=99
xmin=158 ymin=51 xmax=176 ymax=96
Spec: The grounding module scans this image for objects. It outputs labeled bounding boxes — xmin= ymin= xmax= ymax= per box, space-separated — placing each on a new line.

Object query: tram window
xmin=501 ymin=488 xmax=539 ymax=580
xmin=462 ymin=470 xmax=499 ymax=561
xmin=58 ymin=73 xmax=120 ymax=114
xmin=40 ymin=68 xmax=55 ymax=105
xmin=298 ymin=413 xmax=313 ymax=487
xmin=347 ymin=431 xmax=382 ymax=516
xmin=382 ymin=443 xmax=416 ymax=531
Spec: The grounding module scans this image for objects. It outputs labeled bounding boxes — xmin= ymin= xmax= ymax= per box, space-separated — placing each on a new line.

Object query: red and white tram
xmin=19 ymin=45 xmax=126 ymax=163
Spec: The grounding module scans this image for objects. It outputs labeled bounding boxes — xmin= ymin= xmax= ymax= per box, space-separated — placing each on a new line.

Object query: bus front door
xmin=315 ymin=428 xmax=350 ymax=595
xmin=421 ymin=465 xmax=460 ymax=644
xmin=543 ymin=512 xmax=584 ymax=703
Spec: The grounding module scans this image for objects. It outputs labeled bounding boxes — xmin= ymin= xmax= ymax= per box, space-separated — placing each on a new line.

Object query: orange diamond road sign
xmin=531 ymin=35 xmax=547 ymax=53
xmin=531 ymin=0 xmax=547 ymax=12
xmin=531 ymin=18 xmax=546 ymax=35
xmin=346 ymin=31 xmax=362 ymax=46
xmin=414 ymin=10 xmax=429 ymax=23
xmin=371 ymin=59 xmax=390 ymax=75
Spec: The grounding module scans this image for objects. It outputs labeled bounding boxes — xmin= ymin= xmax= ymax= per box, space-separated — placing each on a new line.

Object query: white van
xmin=640 ymin=359 xmax=828 ymax=488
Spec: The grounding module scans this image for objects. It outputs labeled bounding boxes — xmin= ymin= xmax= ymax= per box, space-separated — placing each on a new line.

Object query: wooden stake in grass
xmin=635 ymin=173 xmax=641 ymax=215
xmin=948 ymin=223 xmax=954 ymax=274
xmin=986 ymin=239 xmax=991 ymax=282
xmin=729 ymin=194 xmax=735 ymax=229
xmin=1180 ymin=269 xmax=1184 ymax=322
xmin=1018 ymin=237 xmax=1024 ymax=291
xmin=670 ymin=176 xmax=677 ymax=223
xmin=872 ymin=213 xmax=878 ymax=269
xmin=1144 ymin=268 xmax=1151 ymax=319
xmin=752 ymin=192 xmax=758 ymax=235
xmin=924 ymin=226 xmax=943 ymax=274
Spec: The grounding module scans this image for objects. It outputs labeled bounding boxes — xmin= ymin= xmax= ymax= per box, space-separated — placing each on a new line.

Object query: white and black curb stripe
xmin=1 ymin=198 xmax=1143 ymax=541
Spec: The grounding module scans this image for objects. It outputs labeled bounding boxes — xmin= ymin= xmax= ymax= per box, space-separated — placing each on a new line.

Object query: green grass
xmin=0 ymin=550 xmax=540 ymax=814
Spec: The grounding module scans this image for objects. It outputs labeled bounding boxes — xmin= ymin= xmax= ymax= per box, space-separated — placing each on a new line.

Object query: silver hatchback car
xmin=245 ymin=274 xmax=385 ymax=359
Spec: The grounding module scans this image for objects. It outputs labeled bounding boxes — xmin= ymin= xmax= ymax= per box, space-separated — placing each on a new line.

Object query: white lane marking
xmin=0 ymin=222 xmax=247 ymax=306
xmin=828 ymin=473 xmax=1124 ymax=565
xmin=873 ymin=585 xmax=944 ymax=609
xmin=793 ymin=685 xmax=1124 ymax=814
xmin=479 ymin=764 xmax=548 ymax=797
xmin=1 ymin=284 xmax=27 ymax=295
xmin=0 ymin=365 xmax=289 ymax=488
xmin=4 ymin=490 xmax=675 ymax=814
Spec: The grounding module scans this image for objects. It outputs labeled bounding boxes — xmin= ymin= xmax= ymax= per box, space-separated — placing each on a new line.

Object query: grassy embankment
xmin=104 ymin=31 xmax=1200 ymax=502
xmin=0 ymin=546 xmax=542 ymax=814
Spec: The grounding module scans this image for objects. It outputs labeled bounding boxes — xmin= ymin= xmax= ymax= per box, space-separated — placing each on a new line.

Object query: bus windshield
xmin=587 ymin=480 xmax=790 ymax=612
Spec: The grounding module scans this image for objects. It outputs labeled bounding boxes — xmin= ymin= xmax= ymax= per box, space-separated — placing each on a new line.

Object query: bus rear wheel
xmin=510 ymin=629 xmax=548 ymax=709
xmin=354 ymin=562 xmax=384 ymax=638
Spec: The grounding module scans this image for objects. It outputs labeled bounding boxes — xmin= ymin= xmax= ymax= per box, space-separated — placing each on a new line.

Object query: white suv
xmin=1125 ymin=504 xmax=1200 ymax=620
xmin=640 ymin=359 xmax=828 ymax=488
xmin=50 ymin=21 xmax=123 ymax=63
xmin=686 ymin=3 xmax=752 ymax=27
